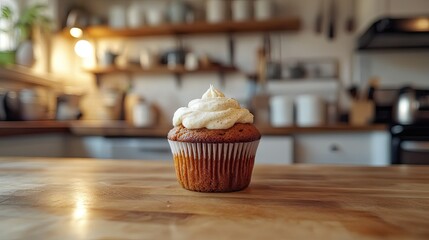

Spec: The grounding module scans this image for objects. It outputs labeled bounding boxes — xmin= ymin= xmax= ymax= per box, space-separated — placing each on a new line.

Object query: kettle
xmin=394 ymin=87 xmax=418 ymax=124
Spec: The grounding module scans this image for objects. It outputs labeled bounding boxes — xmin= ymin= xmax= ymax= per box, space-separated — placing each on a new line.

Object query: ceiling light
xmin=70 ymin=27 xmax=83 ymax=38
xmin=74 ymin=40 xmax=93 ymax=58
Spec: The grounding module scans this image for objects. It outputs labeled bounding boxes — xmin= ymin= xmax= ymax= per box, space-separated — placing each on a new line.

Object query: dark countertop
xmin=0 ymin=157 xmax=428 ymax=239
xmin=0 ymin=120 xmax=388 ymax=138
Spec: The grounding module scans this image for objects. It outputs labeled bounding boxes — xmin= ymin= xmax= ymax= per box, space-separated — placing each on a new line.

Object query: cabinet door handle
xmin=330 ymin=144 xmax=340 ymax=152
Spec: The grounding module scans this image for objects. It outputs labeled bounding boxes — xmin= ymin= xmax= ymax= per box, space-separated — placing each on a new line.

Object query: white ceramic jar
xmin=254 ymin=0 xmax=273 ymax=20
xmin=15 ymin=40 xmax=35 ymax=67
xmin=133 ymin=100 xmax=155 ymax=127
xmin=185 ymin=53 xmax=199 ymax=70
xmin=270 ymin=95 xmax=294 ymax=127
xmin=295 ymin=95 xmax=326 ymax=127
xmin=140 ymin=50 xmax=156 ymax=69
xmin=109 ymin=5 xmax=127 ymax=28
xmin=206 ymin=0 xmax=227 ymax=23
xmin=127 ymin=2 xmax=144 ymax=28
xmin=232 ymin=0 xmax=251 ymax=21
xmin=146 ymin=8 xmax=165 ymax=26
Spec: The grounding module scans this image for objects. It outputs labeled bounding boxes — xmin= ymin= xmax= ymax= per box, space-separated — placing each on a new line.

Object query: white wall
xmin=356 ymin=51 xmax=429 ymax=88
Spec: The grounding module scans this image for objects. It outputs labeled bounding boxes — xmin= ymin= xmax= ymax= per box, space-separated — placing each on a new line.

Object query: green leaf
xmin=0 ymin=4 xmax=51 ymax=42
xmin=1 ymin=6 xmax=13 ymax=19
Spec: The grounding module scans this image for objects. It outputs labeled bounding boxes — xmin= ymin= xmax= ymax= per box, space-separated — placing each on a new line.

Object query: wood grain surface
xmin=0 ymin=158 xmax=428 ymax=239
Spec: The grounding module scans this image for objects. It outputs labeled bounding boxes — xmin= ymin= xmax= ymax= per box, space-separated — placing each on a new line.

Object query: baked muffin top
xmin=168 ymin=123 xmax=261 ymax=143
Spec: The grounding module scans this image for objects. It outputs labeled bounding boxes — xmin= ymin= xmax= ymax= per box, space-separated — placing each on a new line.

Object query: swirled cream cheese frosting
xmin=173 ymin=85 xmax=254 ymax=129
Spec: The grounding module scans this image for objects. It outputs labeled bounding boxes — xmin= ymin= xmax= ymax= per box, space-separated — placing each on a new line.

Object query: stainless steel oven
xmin=399 ymin=141 xmax=429 ymax=165
xmin=391 ymin=87 xmax=429 ymax=165
xmin=391 ymin=124 xmax=429 ymax=165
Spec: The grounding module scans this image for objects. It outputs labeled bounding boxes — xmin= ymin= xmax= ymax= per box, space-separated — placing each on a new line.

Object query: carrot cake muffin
xmin=168 ymin=85 xmax=261 ymax=192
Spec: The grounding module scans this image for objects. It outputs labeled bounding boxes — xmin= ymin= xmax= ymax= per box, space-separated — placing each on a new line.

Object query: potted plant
xmin=0 ymin=4 xmax=50 ymax=67
xmin=0 ymin=5 xmax=17 ymax=66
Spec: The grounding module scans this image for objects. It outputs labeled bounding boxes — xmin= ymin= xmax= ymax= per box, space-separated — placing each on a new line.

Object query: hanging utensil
xmin=327 ymin=0 xmax=336 ymax=40
xmin=346 ymin=0 xmax=356 ymax=33
xmin=315 ymin=0 xmax=324 ymax=34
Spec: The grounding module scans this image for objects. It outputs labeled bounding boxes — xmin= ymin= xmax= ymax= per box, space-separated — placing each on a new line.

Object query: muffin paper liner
xmin=168 ymin=140 xmax=260 ymax=192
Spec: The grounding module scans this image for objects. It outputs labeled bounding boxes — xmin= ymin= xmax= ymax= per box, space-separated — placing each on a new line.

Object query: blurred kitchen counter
xmin=70 ymin=121 xmax=388 ymax=137
xmin=0 ymin=121 xmax=388 ymax=137
xmin=69 ymin=121 xmax=170 ymax=137
xmin=256 ymin=123 xmax=387 ymax=134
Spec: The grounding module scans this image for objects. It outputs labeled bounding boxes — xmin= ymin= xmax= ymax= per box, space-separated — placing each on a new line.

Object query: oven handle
xmin=402 ymin=141 xmax=429 ymax=152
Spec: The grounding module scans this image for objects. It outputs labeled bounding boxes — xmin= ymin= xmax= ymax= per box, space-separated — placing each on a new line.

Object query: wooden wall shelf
xmin=0 ymin=66 xmax=61 ymax=89
xmin=85 ymin=65 xmax=237 ymax=75
xmin=85 ymin=18 xmax=301 ymax=38
xmin=85 ymin=65 xmax=238 ymax=87
xmin=82 ymin=17 xmax=301 ymax=88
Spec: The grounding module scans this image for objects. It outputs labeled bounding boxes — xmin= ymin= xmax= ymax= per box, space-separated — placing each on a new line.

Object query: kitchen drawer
xmin=0 ymin=134 xmax=65 ymax=157
xmin=104 ymin=138 xmax=172 ymax=161
xmin=256 ymin=136 xmax=293 ymax=164
xmin=64 ymin=136 xmax=107 ymax=159
xmin=295 ymin=132 xmax=389 ymax=166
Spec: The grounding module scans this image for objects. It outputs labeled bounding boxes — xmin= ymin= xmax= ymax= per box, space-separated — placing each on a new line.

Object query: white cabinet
xmin=65 ymin=136 xmax=173 ymax=160
xmin=64 ymin=136 xmax=107 ymax=159
xmin=0 ymin=134 xmax=65 ymax=157
xmin=256 ymin=136 xmax=293 ymax=164
xmin=103 ymin=138 xmax=172 ymax=161
xmin=294 ymin=131 xmax=390 ymax=166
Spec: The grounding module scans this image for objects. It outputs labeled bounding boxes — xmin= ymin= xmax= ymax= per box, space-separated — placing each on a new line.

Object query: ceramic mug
xmin=127 ymin=2 xmax=144 ymax=28
xmin=295 ymin=95 xmax=326 ymax=127
xmin=109 ymin=5 xmax=127 ymax=28
xmin=146 ymin=8 xmax=165 ymax=26
xmin=232 ymin=0 xmax=251 ymax=21
xmin=206 ymin=0 xmax=227 ymax=23
xmin=270 ymin=95 xmax=294 ymax=127
xmin=133 ymin=101 xmax=155 ymax=127
xmin=100 ymin=51 xmax=119 ymax=67
xmin=254 ymin=0 xmax=273 ymax=20
xmin=168 ymin=0 xmax=193 ymax=24
xmin=185 ymin=53 xmax=199 ymax=70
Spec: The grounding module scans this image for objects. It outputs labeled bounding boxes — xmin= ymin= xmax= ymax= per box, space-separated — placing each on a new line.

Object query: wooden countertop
xmin=0 ymin=158 xmax=428 ymax=240
xmin=0 ymin=120 xmax=388 ymax=138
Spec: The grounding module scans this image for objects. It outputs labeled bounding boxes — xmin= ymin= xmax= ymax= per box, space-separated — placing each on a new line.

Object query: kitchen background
xmin=1 ymin=0 xmax=429 ymax=165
